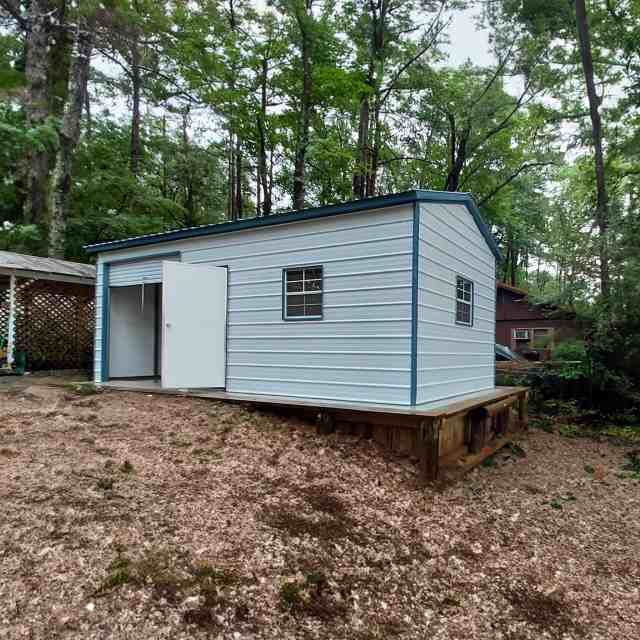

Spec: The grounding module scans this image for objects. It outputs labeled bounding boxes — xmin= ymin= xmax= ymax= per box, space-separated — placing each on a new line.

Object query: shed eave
xmin=84 ymin=189 xmax=502 ymax=261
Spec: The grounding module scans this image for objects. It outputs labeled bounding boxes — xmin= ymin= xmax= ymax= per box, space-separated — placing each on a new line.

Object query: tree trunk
xmin=234 ymin=136 xmax=243 ymax=218
xmin=23 ymin=1 xmax=52 ymax=226
xmin=228 ymin=133 xmax=237 ymax=221
xmin=49 ymin=0 xmax=72 ymax=117
xmin=443 ymin=115 xmax=469 ymax=192
xmin=160 ymin=115 xmax=168 ymax=198
xmin=367 ymin=93 xmax=381 ymax=196
xmin=129 ymin=36 xmax=142 ymax=176
xmin=510 ymin=247 xmax=518 ymax=287
xmin=49 ymin=26 xmax=94 ymax=258
xmin=574 ymin=0 xmax=610 ymax=302
xmin=353 ymin=87 xmax=371 ymax=199
xmin=257 ymin=56 xmax=272 ymax=215
xmin=293 ymin=0 xmax=313 ymax=211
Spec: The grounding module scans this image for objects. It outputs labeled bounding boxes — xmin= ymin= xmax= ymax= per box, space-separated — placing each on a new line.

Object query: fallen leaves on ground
xmin=0 ymin=381 xmax=639 ymax=639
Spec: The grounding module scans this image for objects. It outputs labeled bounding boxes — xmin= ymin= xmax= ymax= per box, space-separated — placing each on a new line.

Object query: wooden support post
xmin=518 ymin=391 xmax=529 ymax=430
xmin=316 ymin=410 xmax=335 ymax=435
xmin=468 ymin=411 xmax=490 ymax=454
xmin=6 ymin=274 xmax=16 ymax=366
xmin=418 ymin=416 xmax=442 ymax=483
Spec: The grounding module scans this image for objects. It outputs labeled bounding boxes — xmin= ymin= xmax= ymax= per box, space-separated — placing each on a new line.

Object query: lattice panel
xmin=0 ymin=282 xmax=8 ymax=346
xmin=13 ymin=278 xmax=95 ymax=371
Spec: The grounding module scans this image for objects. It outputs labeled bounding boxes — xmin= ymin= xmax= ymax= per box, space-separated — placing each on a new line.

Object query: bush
xmin=521 ymin=362 xmax=639 ymax=417
xmin=552 ymin=340 xmax=586 ymax=362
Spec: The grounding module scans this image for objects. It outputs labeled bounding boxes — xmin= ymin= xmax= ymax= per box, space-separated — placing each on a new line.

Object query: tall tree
xmin=49 ymin=17 xmax=95 ymax=257
xmin=574 ymin=0 xmax=610 ymax=302
xmin=347 ymin=0 xmax=450 ymax=199
xmin=289 ymin=0 xmax=315 ymax=210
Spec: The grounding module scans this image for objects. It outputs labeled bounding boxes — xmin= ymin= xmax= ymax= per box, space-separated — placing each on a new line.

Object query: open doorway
xmin=108 ymin=283 xmax=162 ymax=379
xmin=104 ymin=261 xmax=227 ymax=388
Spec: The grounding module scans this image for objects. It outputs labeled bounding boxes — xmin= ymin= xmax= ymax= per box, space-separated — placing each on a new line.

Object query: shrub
xmin=552 ymin=340 xmax=586 ymax=362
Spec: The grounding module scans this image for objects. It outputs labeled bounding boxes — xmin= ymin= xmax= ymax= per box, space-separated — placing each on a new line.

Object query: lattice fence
xmin=0 ymin=282 xmax=8 ymax=352
xmin=8 ymin=278 xmax=95 ymax=371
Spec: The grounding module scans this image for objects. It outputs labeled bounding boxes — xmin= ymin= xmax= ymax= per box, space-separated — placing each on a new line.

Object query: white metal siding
xmin=109 ymin=256 xmax=178 ymax=286
xmin=94 ymin=205 xmax=414 ymax=405
xmin=416 ymin=202 xmax=495 ymax=407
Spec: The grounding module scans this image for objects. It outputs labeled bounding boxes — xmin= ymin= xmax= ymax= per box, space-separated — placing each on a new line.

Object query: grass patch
xmin=96 ymin=549 xmax=246 ymax=627
xmin=119 ymin=460 xmax=134 ymax=474
xmin=183 ymin=563 xmax=248 ymax=629
xmin=96 ymin=477 xmax=115 ymax=491
xmin=191 ymin=447 xmax=222 ymax=460
xmin=601 ymin=426 xmax=640 ymax=444
xmin=530 ymin=416 xmax=554 ymax=433
xmin=279 ymin=571 xmax=346 ymax=620
xmin=558 ymin=424 xmax=581 ymax=438
xmin=65 ymin=383 xmax=101 ymax=396
xmin=481 ymin=455 xmax=498 ymax=468
xmin=621 ymin=450 xmax=640 ymax=480
xmin=546 ymin=494 xmax=577 ymax=510
xmin=505 ymin=442 xmax=527 ymax=458
xmin=169 ymin=439 xmax=192 ymax=448
xmin=99 ymin=554 xmax=133 ymax=591
xmin=97 ymin=549 xmax=190 ymax=602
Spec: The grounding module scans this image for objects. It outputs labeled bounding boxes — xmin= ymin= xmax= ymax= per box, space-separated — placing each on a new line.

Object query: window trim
xmin=282 ymin=265 xmax=324 ymax=321
xmin=454 ymin=275 xmax=474 ymax=327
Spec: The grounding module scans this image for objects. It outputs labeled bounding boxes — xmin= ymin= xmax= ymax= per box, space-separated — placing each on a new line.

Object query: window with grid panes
xmin=455 ymin=276 xmax=473 ymax=325
xmin=283 ymin=266 xmax=323 ymax=319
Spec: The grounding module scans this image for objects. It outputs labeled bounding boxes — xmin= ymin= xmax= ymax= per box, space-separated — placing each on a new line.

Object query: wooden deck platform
xmin=101 ymin=380 xmax=528 ymax=483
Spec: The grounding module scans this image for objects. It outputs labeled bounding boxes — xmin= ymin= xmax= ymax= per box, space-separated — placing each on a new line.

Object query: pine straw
xmin=0 ymin=383 xmax=639 ymax=639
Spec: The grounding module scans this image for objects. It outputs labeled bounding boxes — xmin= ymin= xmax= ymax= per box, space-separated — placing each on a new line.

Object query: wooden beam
xmin=518 ymin=391 xmax=529 ymax=429
xmin=316 ymin=410 xmax=335 ymax=435
xmin=418 ymin=416 xmax=442 ymax=483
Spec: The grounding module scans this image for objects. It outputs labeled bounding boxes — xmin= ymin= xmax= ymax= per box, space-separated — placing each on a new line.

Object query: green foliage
xmin=552 ymin=340 xmax=587 ymax=362
xmin=558 ymin=424 xmax=580 ymax=438
xmin=0 ymin=223 xmax=42 ymax=254
xmin=280 ymin=581 xmax=304 ymax=610
xmin=547 ymin=494 xmax=576 ymax=510
xmin=621 ymin=450 xmax=640 ymax=479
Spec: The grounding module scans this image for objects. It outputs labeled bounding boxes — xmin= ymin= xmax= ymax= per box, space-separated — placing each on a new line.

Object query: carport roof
xmin=0 ymin=251 xmax=95 ymax=284
xmin=84 ymin=190 xmax=502 ymax=261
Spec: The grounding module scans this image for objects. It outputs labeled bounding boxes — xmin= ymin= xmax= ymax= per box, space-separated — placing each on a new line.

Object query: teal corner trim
xmin=100 ymin=262 xmax=110 ymax=382
xmin=410 ymin=202 xmax=420 ymax=406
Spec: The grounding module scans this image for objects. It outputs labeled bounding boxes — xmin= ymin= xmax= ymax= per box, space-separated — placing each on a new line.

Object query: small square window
xmin=455 ymin=276 xmax=473 ymax=325
xmin=284 ymin=266 xmax=323 ymax=320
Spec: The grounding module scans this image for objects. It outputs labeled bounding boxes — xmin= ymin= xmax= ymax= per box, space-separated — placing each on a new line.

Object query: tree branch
xmin=0 ymin=0 xmax=27 ymax=30
xmin=477 ymin=161 xmax=555 ymax=207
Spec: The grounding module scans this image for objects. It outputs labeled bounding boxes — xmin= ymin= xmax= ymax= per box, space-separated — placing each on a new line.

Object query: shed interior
xmin=108 ymin=283 xmax=162 ymax=379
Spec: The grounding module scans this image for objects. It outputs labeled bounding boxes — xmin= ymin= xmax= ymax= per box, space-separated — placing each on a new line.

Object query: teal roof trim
xmin=84 ymin=190 xmax=502 ymax=261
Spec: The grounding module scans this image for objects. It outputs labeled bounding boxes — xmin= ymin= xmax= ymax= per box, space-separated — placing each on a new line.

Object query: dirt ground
xmin=1 ymin=381 xmax=639 ymax=640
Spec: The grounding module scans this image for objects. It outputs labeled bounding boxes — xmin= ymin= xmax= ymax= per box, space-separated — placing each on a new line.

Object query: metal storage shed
xmin=85 ymin=190 xmax=501 ymax=410
xmin=0 ymin=251 xmax=96 ymax=371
